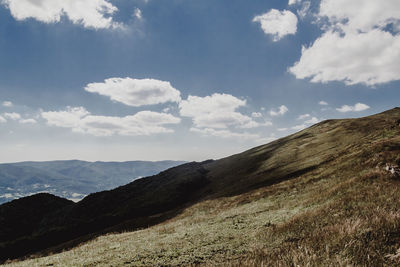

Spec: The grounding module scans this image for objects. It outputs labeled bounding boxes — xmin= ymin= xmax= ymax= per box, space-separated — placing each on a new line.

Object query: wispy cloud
xmin=336 ymin=103 xmax=370 ymax=113
xmin=133 ymin=8 xmax=142 ymax=20
xmin=269 ymin=105 xmax=288 ymax=116
xmin=297 ymin=113 xmax=310 ymax=120
xmin=2 ymin=101 xmax=13 ymax=107
xmin=19 ymin=118 xmax=37 ymax=124
xmin=319 ymin=101 xmax=328 ymax=106
xmin=3 ymin=112 xmax=21 ymax=120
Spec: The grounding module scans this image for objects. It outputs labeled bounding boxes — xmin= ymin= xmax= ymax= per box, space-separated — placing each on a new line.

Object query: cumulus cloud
xmin=3 ymin=112 xmax=21 ymax=120
xmin=253 ymin=9 xmax=298 ymax=41
xmin=41 ymin=106 xmax=180 ymax=136
xmin=319 ymin=101 xmax=328 ymax=106
xmin=336 ymin=103 xmax=370 ymax=113
xmin=269 ymin=105 xmax=288 ymax=116
xmin=2 ymin=101 xmax=13 ymax=107
xmin=319 ymin=0 xmax=400 ymax=33
xmin=85 ymin=77 xmax=181 ymax=107
xmin=289 ymin=0 xmax=400 ymax=86
xmin=0 ymin=115 xmax=6 ymax=123
xmin=290 ymin=30 xmax=400 ymax=86
xmin=2 ymin=0 xmax=120 ymax=29
xmin=179 ymin=93 xmax=263 ymax=129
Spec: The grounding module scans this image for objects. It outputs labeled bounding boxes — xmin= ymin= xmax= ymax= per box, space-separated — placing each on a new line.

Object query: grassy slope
xmin=7 ymin=108 xmax=400 ymax=266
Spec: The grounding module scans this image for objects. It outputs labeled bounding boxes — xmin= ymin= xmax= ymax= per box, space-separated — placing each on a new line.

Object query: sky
xmin=0 ymin=0 xmax=399 ymax=163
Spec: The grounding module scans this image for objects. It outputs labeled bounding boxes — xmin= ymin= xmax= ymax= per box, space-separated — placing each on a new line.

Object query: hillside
xmin=2 ymin=108 xmax=400 ymax=266
xmin=0 ymin=160 xmax=185 ymax=204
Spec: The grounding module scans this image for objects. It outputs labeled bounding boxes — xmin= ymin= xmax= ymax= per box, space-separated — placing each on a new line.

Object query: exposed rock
xmin=384 ymin=163 xmax=400 ymax=177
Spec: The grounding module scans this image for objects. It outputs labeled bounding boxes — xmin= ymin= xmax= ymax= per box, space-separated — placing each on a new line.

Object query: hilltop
xmin=2 ymin=108 xmax=400 ymax=266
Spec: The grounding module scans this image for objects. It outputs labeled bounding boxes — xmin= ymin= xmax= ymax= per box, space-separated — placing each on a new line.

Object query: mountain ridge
xmin=0 ymin=160 xmax=186 ymax=204
xmin=1 ymin=107 xmax=400 ymax=265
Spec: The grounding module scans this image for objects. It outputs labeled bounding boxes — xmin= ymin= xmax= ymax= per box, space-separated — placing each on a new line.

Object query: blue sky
xmin=0 ymin=0 xmax=399 ymax=162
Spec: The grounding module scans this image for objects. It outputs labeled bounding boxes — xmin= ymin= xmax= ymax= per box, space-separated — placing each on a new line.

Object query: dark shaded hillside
xmin=0 ymin=194 xmax=74 ymax=259
xmin=1 ymin=108 xmax=400 ymax=263
xmin=0 ymin=162 xmax=211 ymax=262
xmin=0 ymin=160 xmax=185 ymax=204
xmin=0 ymin=194 xmax=73 ymax=242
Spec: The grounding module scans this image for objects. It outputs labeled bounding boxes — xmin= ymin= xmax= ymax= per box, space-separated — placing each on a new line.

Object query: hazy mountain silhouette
xmin=0 ymin=160 xmax=185 ymax=204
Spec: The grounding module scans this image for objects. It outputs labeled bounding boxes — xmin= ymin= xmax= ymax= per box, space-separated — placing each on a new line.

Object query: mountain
xmin=1 ymin=108 xmax=400 ymax=265
xmin=0 ymin=160 xmax=186 ymax=204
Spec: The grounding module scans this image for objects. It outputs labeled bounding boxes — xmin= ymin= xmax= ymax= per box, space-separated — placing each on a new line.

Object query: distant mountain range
xmin=0 ymin=160 xmax=185 ymax=204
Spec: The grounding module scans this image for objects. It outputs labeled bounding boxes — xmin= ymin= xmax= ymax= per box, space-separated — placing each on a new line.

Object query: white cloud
xmin=289 ymin=0 xmax=400 ymax=86
xmin=251 ymin=112 xmax=262 ymax=118
xmin=289 ymin=0 xmax=302 ymax=5
xmin=179 ymin=93 xmax=245 ymax=117
xmin=41 ymin=106 xmax=180 ymax=136
xmin=3 ymin=112 xmax=21 ymax=120
xmin=19 ymin=118 xmax=37 ymax=124
xmin=269 ymin=105 xmax=288 ymax=116
xmin=297 ymin=1 xmax=311 ymax=19
xmin=41 ymin=107 xmax=89 ymax=129
xmin=85 ymin=77 xmax=181 ymax=107
xmin=2 ymin=101 xmax=13 ymax=107
xmin=319 ymin=0 xmax=400 ymax=33
xmin=134 ymin=8 xmax=142 ymax=20
xmin=319 ymin=101 xmax=328 ymax=106
xmin=179 ymin=93 xmax=262 ymax=129
xmin=290 ymin=30 xmax=400 ymax=86
xmin=297 ymin=113 xmax=310 ymax=120
xmin=305 ymin=117 xmax=319 ymax=124
xmin=0 ymin=115 xmax=6 ymax=123
xmin=2 ymin=0 xmax=120 ymax=29
xmin=291 ymin=116 xmax=319 ymax=131
xmin=253 ymin=9 xmax=298 ymax=41
xmin=336 ymin=103 xmax=370 ymax=113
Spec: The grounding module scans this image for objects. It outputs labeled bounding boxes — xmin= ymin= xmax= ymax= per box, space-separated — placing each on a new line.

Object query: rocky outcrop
xmin=385 ymin=164 xmax=400 ymax=177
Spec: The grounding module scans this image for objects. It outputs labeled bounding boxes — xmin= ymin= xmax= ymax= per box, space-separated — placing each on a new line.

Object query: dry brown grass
xmin=7 ymin=164 xmax=400 ymax=266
